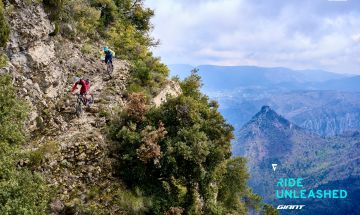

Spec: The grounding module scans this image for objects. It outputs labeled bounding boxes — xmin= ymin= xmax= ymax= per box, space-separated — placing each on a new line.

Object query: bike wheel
xmin=87 ymin=94 xmax=94 ymax=109
xmin=107 ymin=62 xmax=113 ymax=78
xmin=76 ymin=97 xmax=83 ymax=117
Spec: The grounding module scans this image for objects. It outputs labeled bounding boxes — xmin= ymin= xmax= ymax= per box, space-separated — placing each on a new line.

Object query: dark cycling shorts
xmin=105 ymin=55 xmax=113 ymax=64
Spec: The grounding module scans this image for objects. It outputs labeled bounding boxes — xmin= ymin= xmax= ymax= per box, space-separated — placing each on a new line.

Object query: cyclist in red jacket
xmin=71 ymin=77 xmax=92 ymax=109
xmin=71 ymin=77 xmax=90 ymax=95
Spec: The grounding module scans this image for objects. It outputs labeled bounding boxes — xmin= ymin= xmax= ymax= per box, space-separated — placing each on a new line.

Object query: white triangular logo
xmin=272 ymin=164 xmax=277 ymax=171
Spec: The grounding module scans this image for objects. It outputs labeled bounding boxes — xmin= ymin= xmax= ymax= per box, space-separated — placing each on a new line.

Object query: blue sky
xmin=145 ymin=0 xmax=360 ymax=74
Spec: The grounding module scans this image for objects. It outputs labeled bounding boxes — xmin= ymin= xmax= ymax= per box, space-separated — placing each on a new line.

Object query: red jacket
xmin=71 ymin=79 xmax=90 ymax=95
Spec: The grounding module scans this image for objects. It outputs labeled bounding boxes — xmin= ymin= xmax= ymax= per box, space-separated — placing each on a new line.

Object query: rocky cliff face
xmin=0 ymin=1 xmax=139 ymax=213
xmin=291 ymin=106 xmax=360 ymax=137
xmin=152 ymin=80 xmax=182 ymax=107
xmin=3 ymin=0 xmax=128 ymax=130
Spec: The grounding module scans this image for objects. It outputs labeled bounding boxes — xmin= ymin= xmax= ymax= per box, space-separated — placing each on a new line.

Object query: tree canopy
xmin=110 ymin=71 xmax=263 ymax=214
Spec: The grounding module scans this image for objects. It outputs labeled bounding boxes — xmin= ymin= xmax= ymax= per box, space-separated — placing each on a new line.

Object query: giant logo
xmin=277 ymin=205 xmax=305 ymax=210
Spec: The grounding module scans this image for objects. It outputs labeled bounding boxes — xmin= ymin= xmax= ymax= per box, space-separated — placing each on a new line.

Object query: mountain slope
xmin=0 ymin=1 xmax=149 ymax=213
xmin=234 ymin=106 xmax=360 ymax=214
xmin=316 ymin=75 xmax=360 ymax=91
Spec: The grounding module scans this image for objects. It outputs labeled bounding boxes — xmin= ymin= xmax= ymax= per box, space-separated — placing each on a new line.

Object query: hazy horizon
xmin=168 ymin=63 xmax=357 ymax=76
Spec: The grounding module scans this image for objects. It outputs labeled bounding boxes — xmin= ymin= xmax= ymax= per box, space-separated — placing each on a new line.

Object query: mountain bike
xmin=106 ymin=61 xmax=113 ymax=78
xmin=75 ymin=93 xmax=94 ymax=117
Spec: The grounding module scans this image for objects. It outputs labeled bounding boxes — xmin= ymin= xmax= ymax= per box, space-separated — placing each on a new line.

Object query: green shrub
xmin=67 ymin=0 xmax=101 ymax=38
xmin=28 ymin=141 xmax=60 ymax=168
xmin=99 ymin=110 xmax=110 ymax=118
xmin=0 ymin=53 xmax=8 ymax=68
xmin=130 ymin=6 xmax=154 ymax=32
xmin=113 ymin=0 xmax=153 ymax=32
xmin=89 ymin=0 xmax=118 ymax=27
xmin=0 ymin=155 xmax=50 ymax=214
xmin=81 ymin=43 xmax=94 ymax=55
xmin=73 ymin=184 xmax=151 ymax=214
xmin=43 ymin=0 xmax=64 ymax=21
xmin=262 ymin=204 xmax=279 ymax=215
xmin=111 ymin=187 xmax=151 ymax=214
xmin=0 ymin=75 xmax=50 ymax=214
xmin=0 ymin=75 xmax=28 ymax=145
xmin=0 ymin=1 xmax=10 ymax=47
xmin=105 ymin=5 xmax=169 ymax=95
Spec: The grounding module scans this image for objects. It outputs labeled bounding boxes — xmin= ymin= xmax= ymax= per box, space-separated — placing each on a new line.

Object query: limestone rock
xmin=153 ymin=80 xmax=182 ymax=107
xmin=28 ymin=42 xmax=55 ymax=66
xmin=60 ymin=23 xmax=76 ymax=36
xmin=50 ymin=199 xmax=64 ymax=213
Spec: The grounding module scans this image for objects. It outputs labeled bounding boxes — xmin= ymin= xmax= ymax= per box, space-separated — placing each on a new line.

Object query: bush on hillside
xmin=43 ymin=0 xmax=64 ymax=21
xmin=0 ymin=53 xmax=8 ymax=67
xmin=262 ymin=204 xmax=280 ymax=215
xmin=89 ymin=0 xmax=118 ymax=27
xmin=0 ymin=75 xmax=28 ymax=145
xmin=0 ymin=1 xmax=10 ymax=47
xmin=107 ymin=20 xmax=169 ymax=96
xmin=0 ymin=142 xmax=50 ymax=214
xmin=0 ymin=75 xmax=50 ymax=214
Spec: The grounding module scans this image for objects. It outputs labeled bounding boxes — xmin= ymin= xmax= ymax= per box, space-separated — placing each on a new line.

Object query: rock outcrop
xmin=152 ymin=80 xmax=182 ymax=107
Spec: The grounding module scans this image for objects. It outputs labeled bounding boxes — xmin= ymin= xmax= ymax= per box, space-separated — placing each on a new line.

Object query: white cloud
xmin=146 ymin=0 xmax=360 ymax=74
xmin=351 ymin=33 xmax=360 ymax=41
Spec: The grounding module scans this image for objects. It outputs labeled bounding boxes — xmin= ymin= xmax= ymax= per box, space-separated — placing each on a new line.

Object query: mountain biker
xmin=71 ymin=77 xmax=92 ymax=107
xmin=102 ymin=47 xmax=115 ymax=66
xmin=71 ymin=77 xmax=90 ymax=95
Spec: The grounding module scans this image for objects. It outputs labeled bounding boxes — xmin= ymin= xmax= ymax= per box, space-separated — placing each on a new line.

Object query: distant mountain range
xmin=169 ymin=64 xmax=360 ymax=136
xmin=169 ymin=64 xmax=360 ymax=92
xmin=234 ymin=106 xmax=360 ymax=215
xmin=216 ymin=90 xmax=360 ymax=136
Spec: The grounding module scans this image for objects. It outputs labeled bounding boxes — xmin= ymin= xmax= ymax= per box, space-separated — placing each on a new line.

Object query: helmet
xmin=73 ymin=77 xmax=80 ymax=83
xmin=103 ymin=47 xmax=109 ymax=52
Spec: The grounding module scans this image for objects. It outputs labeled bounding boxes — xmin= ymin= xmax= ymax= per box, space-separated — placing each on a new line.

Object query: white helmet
xmin=73 ymin=77 xmax=80 ymax=83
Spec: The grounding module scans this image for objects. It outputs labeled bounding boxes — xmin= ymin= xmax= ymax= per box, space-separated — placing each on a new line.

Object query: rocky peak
xmin=247 ymin=105 xmax=295 ymax=130
xmin=233 ymin=106 xmax=307 ymax=161
xmin=260 ymin=105 xmax=271 ymax=112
